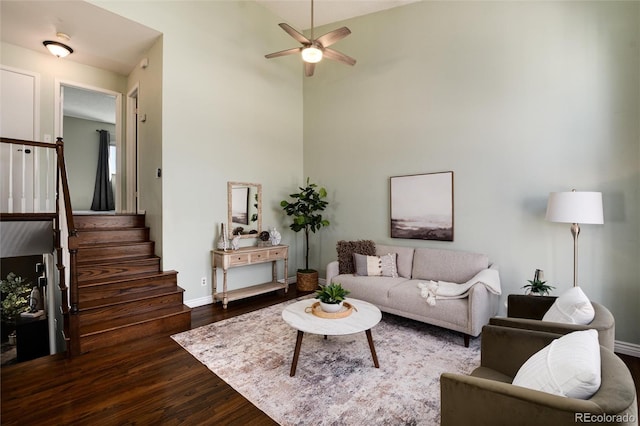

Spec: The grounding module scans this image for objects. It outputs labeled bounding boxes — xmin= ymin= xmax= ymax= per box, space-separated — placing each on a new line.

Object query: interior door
xmin=57 ymin=82 xmax=122 ymax=213
xmin=0 ymin=66 xmax=38 ymax=213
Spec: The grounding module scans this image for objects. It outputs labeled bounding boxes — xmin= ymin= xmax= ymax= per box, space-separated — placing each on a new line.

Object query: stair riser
xmin=77 ymin=242 xmax=155 ymax=264
xmin=80 ymin=311 xmax=191 ymax=353
xmin=77 ymin=228 xmax=149 ymax=244
xmin=77 ymin=259 xmax=160 ymax=284
xmin=80 ymin=293 xmax=185 ymax=327
xmin=74 ymin=215 xmax=145 ymax=229
xmin=79 ymin=274 xmax=178 ymax=302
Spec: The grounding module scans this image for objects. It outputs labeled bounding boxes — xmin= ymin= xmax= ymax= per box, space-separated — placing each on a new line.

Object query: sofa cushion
xmin=335 ymin=274 xmax=406 ymax=307
xmin=353 ymin=253 xmax=398 ymax=277
xmin=376 ymin=244 xmax=415 ymax=278
xmin=387 ymin=280 xmax=470 ymax=328
xmin=512 ymin=329 xmax=601 ymax=399
xmin=542 ymin=286 xmax=595 ymax=325
xmin=411 ymin=248 xmax=489 ymax=283
xmin=336 ymin=240 xmax=376 ymax=274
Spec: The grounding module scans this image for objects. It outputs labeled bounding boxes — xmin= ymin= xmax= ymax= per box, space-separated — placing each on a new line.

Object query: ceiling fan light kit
xmin=301 ymin=46 xmax=323 ymax=63
xmin=265 ymin=0 xmax=356 ymax=76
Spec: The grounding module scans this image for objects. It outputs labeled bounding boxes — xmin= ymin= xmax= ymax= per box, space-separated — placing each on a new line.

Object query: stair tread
xmin=80 ymin=287 xmax=185 ymax=310
xmin=80 ymin=305 xmax=192 ymax=336
xmin=77 ymin=226 xmax=149 ymax=231
xmin=78 ymin=270 xmax=178 ymax=288
xmin=77 ymin=241 xmax=153 ymax=249
xmin=77 ymin=254 xmax=159 ymax=266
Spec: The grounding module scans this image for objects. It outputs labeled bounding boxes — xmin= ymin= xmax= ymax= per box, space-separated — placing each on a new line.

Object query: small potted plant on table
xmin=522 ymin=269 xmax=555 ymax=296
xmin=315 ymin=283 xmax=350 ymax=313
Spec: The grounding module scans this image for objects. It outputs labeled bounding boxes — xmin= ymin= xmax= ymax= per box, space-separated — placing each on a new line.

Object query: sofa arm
xmin=467 ymin=280 xmax=499 ymax=337
xmin=440 ymin=373 xmax=602 ymax=426
xmin=326 ymin=260 xmax=339 ymax=285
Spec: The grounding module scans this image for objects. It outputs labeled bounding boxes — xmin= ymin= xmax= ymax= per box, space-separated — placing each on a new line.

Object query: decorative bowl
xmin=319 ymin=301 xmax=343 ymax=313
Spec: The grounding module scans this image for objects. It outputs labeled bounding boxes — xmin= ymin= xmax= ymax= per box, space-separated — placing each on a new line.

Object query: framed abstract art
xmin=390 ymin=171 xmax=454 ymax=241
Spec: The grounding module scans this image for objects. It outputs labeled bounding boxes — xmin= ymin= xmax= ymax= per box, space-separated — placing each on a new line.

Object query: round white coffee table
xmin=282 ymin=298 xmax=382 ymax=376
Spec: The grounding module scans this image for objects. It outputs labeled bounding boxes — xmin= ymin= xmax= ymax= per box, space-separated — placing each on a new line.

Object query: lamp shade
xmin=545 ymin=191 xmax=604 ymax=224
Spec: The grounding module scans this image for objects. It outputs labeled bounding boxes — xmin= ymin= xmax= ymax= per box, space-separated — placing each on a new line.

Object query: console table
xmin=211 ymin=245 xmax=288 ymax=308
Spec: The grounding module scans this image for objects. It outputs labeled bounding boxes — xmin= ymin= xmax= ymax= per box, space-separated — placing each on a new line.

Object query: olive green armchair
xmin=440 ymin=325 xmax=637 ymax=426
xmin=489 ymin=294 xmax=615 ymax=350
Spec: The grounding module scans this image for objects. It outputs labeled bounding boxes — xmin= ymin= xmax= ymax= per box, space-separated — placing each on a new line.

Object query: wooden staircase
xmin=74 ymin=214 xmax=191 ymax=353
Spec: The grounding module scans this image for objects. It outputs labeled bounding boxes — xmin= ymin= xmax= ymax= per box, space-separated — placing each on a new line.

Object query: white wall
xmin=303 ymin=1 xmax=639 ymax=344
xmin=94 ymin=1 xmax=304 ymax=304
xmin=126 ymin=37 xmax=164 ymax=254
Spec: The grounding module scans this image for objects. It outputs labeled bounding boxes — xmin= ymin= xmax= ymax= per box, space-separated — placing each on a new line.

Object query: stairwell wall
xmin=94 ymin=1 xmax=304 ymax=305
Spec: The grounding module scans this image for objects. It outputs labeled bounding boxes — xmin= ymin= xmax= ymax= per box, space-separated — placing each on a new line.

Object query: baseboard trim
xmin=615 ymin=340 xmax=640 ymax=357
xmin=185 ymin=277 xmax=298 ymax=308
xmin=185 ymin=295 xmax=214 ymax=308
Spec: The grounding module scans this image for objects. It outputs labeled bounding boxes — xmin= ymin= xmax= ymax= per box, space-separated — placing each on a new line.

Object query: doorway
xmin=54 ymin=81 xmax=124 ymax=213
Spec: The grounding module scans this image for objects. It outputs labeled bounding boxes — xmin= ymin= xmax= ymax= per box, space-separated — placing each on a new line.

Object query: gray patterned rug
xmin=172 ymin=297 xmax=480 ymax=425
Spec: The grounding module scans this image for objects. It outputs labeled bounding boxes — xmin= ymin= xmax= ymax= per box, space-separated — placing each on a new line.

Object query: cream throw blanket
xmin=418 ymin=268 xmax=501 ymax=306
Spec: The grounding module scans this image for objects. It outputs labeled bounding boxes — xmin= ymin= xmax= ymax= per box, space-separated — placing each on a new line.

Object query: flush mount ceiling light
xmin=43 ymin=32 xmax=73 ymax=58
xmin=265 ymin=0 xmax=356 ymax=76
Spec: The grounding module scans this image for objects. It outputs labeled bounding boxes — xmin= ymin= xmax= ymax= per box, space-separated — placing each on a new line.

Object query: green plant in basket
xmin=315 ymin=283 xmax=350 ymax=304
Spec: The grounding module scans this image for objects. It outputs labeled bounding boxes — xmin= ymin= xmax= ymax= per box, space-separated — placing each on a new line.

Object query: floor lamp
xmin=545 ymin=190 xmax=604 ymax=287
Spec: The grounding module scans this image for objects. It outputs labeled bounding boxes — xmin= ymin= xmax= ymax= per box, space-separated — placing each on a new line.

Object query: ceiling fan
xmin=264 ymin=0 xmax=356 ymax=77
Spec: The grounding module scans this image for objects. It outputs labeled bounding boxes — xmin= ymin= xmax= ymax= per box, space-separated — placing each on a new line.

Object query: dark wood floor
xmin=2 ymin=284 xmax=639 ymax=425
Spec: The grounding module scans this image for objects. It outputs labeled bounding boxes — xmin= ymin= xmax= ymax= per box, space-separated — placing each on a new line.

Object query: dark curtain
xmin=91 ymin=130 xmax=115 ymax=211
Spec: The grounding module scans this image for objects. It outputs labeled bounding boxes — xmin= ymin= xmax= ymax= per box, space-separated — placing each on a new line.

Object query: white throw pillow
xmin=542 ymin=286 xmax=595 ymax=325
xmin=512 ymin=329 xmax=601 ymax=399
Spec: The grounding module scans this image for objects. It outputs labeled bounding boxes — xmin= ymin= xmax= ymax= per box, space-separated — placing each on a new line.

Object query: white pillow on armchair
xmin=542 ymin=286 xmax=595 ymax=325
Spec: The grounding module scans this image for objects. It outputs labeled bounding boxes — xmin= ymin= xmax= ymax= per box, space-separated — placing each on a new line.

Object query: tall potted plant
xmin=281 ymin=178 xmax=330 ymax=291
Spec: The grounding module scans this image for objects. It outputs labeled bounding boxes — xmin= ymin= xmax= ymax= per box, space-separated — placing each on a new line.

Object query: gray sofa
xmin=326 ymin=244 xmax=500 ymax=346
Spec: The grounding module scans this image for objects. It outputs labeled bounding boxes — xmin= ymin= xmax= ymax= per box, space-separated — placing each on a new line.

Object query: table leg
xmin=290 ymin=330 xmax=304 ymax=377
xmin=365 ymin=329 xmax=379 ymax=368
xmin=284 ymin=257 xmax=289 ymax=293
xmin=222 ymin=269 xmax=228 ymax=309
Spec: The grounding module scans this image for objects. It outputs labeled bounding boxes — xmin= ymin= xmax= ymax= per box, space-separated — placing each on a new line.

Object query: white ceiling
xmin=1 ymin=1 xmax=418 ymax=75
xmin=256 ymin=0 xmax=420 ymax=30
xmin=1 ymin=0 xmax=416 ymax=123
xmin=0 ymin=1 xmax=162 ymax=76
xmin=64 ymin=86 xmax=116 ymax=124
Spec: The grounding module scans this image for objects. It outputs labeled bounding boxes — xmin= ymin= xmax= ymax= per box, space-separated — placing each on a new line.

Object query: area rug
xmin=172 ymin=297 xmax=481 ymax=425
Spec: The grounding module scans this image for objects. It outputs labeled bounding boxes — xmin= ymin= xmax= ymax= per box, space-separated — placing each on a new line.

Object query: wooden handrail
xmin=0 ymin=137 xmax=60 ymax=149
xmin=1 ymin=137 xmax=79 ymax=356
xmin=55 ymin=138 xmax=76 ymax=237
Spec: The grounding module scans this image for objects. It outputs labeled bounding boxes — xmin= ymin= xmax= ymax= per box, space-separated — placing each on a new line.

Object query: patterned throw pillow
xmin=353 ymin=253 xmax=398 ymax=277
xmin=336 ymin=240 xmax=376 ymax=274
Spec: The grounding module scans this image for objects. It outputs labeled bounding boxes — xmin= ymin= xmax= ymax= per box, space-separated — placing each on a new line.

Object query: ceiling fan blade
xmin=304 ymin=62 xmax=316 ymax=77
xmin=316 ymin=27 xmax=351 ymax=48
xmin=279 ymin=23 xmax=310 ymax=45
xmin=265 ymin=47 xmax=302 ymax=59
xmin=323 ymin=48 xmax=357 ymax=66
